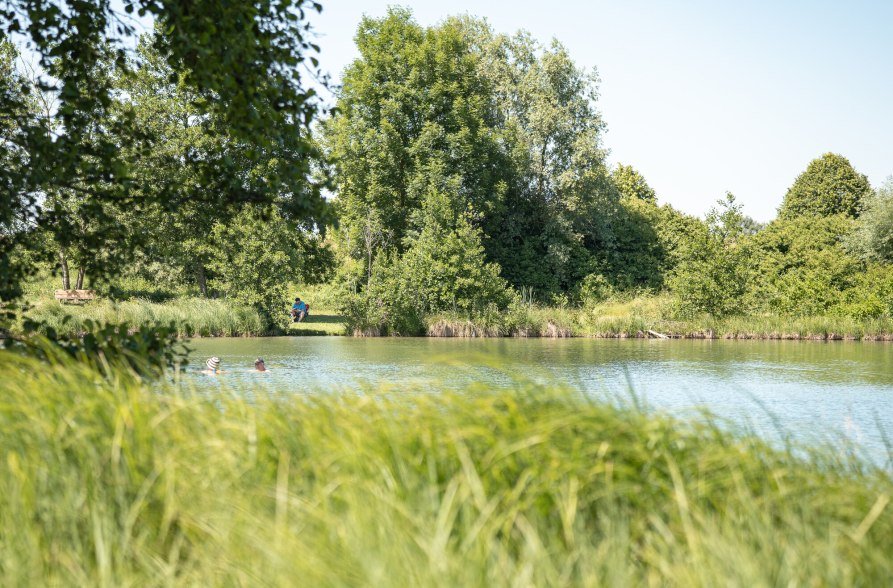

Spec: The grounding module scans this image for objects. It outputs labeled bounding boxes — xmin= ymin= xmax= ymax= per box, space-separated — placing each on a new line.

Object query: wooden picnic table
xmin=54 ymin=289 xmax=96 ymax=304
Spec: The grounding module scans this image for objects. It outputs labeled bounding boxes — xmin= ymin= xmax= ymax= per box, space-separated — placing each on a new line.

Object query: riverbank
xmin=21 ymin=296 xmax=348 ymax=337
xmin=3 ymin=352 xmax=891 ymax=584
xmin=20 ymin=293 xmax=893 ymax=340
xmin=425 ymin=299 xmax=893 ymax=340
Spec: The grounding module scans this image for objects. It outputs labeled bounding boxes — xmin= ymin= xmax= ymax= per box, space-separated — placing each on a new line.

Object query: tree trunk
xmin=195 ymin=263 xmax=208 ymax=297
xmin=59 ymin=251 xmax=70 ymax=290
xmin=75 ymin=267 xmax=85 ymax=290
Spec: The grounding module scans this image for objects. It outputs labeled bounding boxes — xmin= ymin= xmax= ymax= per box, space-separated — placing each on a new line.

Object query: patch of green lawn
xmin=286 ymin=311 xmax=346 ymax=336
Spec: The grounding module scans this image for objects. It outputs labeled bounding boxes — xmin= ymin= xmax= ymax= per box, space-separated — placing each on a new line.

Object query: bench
xmin=54 ymin=289 xmax=96 ymax=304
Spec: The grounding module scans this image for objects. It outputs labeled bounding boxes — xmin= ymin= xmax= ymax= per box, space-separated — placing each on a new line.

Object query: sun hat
xmin=206 ymin=357 xmax=221 ymax=371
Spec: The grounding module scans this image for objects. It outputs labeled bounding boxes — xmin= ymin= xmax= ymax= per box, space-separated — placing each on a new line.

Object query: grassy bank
xmin=424 ymin=296 xmax=893 ymax=340
xmin=19 ymin=291 xmax=893 ymax=340
xmin=20 ymin=282 xmax=348 ymax=337
xmin=23 ymin=296 xmax=268 ymax=337
xmin=2 ymin=352 xmax=892 ymax=585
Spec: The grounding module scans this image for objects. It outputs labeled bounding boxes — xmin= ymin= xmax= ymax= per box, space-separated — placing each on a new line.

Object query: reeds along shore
xmin=418 ymin=298 xmax=893 ymax=339
xmin=1 ymin=351 xmax=891 ymax=585
xmin=23 ymin=296 xmax=268 ymax=337
xmin=21 ymin=294 xmax=893 ymax=340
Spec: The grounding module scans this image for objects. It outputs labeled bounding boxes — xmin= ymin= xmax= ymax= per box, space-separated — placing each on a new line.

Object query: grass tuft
xmin=1 ymin=353 xmax=891 ymax=585
xmin=22 ymin=296 xmax=267 ymax=337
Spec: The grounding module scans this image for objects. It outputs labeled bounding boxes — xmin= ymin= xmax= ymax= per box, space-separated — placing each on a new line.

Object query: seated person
xmin=290 ymin=297 xmax=308 ymax=322
xmin=290 ymin=297 xmax=301 ymax=321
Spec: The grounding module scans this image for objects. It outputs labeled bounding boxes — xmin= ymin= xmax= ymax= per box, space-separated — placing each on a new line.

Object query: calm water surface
xmin=188 ymin=337 xmax=893 ymax=464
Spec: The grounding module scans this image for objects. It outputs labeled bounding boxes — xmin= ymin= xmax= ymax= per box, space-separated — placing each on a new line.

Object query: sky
xmin=307 ymin=0 xmax=892 ymax=221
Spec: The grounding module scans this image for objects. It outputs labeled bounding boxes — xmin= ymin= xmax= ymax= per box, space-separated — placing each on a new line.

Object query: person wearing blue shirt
xmin=290 ymin=297 xmax=308 ymax=322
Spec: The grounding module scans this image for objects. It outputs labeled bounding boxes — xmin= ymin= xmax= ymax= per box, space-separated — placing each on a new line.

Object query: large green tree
xmin=323 ymin=8 xmax=507 ymax=265
xmin=778 ymin=153 xmax=871 ymax=220
xmin=116 ymin=35 xmax=328 ymax=297
xmin=475 ymin=27 xmax=617 ymax=295
xmin=1 ymin=0 xmax=327 ymax=306
xmin=325 ymin=9 xmax=620 ymax=300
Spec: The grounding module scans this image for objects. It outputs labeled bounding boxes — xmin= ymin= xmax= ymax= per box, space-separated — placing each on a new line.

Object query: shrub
xmin=669 ymin=195 xmax=752 ymax=318
xmin=207 ymin=205 xmax=297 ymax=328
xmin=846 ymin=177 xmax=893 ymax=263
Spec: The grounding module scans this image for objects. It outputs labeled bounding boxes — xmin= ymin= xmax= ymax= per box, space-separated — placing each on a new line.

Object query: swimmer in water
xmin=254 ymin=358 xmax=267 ymax=372
xmin=202 ymin=357 xmax=222 ymax=375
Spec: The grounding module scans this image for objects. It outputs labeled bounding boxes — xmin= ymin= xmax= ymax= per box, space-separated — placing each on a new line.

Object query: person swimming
xmin=202 ymin=357 xmax=222 ymax=375
xmin=254 ymin=358 xmax=267 ymax=372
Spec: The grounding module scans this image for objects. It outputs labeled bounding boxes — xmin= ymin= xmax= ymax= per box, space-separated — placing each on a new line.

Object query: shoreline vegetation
xmin=3 ymin=353 xmax=892 ymax=584
xmin=20 ymin=293 xmax=893 ymax=341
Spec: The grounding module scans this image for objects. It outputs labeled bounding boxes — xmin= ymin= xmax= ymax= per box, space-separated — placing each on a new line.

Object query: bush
xmin=835 ymin=264 xmax=893 ymax=319
xmin=7 ymin=320 xmax=187 ymax=379
xmin=576 ymin=272 xmax=614 ymax=304
xmin=846 ymin=177 xmax=893 ymax=263
xmin=207 ymin=205 xmax=298 ymax=328
xmin=747 ymin=215 xmax=859 ymax=315
xmin=668 ymin=195 xmax=752 ymax=318
xmin=339 ymin=256 xmax=426 ymax=336
xmin=341 ymin=190 xmax=512 ymax=335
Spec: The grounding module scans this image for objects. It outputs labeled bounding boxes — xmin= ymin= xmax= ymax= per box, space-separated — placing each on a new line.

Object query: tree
xmin=206 ymin=206 xmax=299 ymax=328
xmin=115 ymin=34 xmax=330 ymax=297
xmin=1 ymin=0 xmax=328 ymax=307
xmin=778 ymin=153 xmax=872 ymax=220
xmin=846 ymin=177 xmax=893 ymax=264
xmin=476 ymin=28 xmax=617 ymax=295
xmin=611 ymin=164 xmax=656 ymax=203
xmin=399 ymin=186 xmax=510 ymax=315
xmin=669 ymin=195 xmax=752 ymax=318
xmin=323 ymin=8 xmax=508 ymax=268
xmin=746 ymin=214 xmax=858 ymax=315
xmin=0 ymin=39 xmax=37 ymax=302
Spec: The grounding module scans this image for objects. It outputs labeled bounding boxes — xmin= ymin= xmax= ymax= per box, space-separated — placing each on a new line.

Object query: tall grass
xmin=1 ymin=352 xmax=891 ymax=585
xmin=425 ymin=295 xmax=893 ymax=339
xmin=23 ymin=297 xmax=266 ymax=337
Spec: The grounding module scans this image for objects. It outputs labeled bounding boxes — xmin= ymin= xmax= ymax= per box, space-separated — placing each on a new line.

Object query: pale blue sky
xmin=308 ymin=1 xmax=892 ymax=221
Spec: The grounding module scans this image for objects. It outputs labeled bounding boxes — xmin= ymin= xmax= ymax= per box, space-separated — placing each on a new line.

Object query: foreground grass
xmin=426 ymin=295 xmax=893 ymax=339
xmin=1 ymin=353 xmax=891 ymax=585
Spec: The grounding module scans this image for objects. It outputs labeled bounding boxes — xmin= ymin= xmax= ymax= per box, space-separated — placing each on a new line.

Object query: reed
xmin=1 ymin=352 xmax=891 ymax=585
xmin=23 ymin=296 xmax=267 ymax=337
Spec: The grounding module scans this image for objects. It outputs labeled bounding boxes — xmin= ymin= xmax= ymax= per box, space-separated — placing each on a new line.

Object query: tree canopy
xmin=778 ymin=153 xmax=872 ymax=220
xmin=0 ymin=0 xmax=328 ymax=304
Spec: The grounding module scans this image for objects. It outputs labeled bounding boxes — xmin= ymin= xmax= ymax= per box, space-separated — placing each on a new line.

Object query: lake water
xmin=188 ymin=337 xmax=893 ymax=466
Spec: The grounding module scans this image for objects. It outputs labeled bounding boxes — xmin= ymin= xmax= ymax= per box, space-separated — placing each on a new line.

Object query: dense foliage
xmin=325 ymin=10 xmax=715 ymax=332
xmin=778 ymin=152 xmax=872 ymax=220
xmin=0 ymin=0 xmax=328 ymax=315
xmin=324 ymin=10 xmax=893 ymax=332
xmin=2 ymin=18 xmax=332 ymax=331
xmin=4 ymin=6 xmax=893 ymax=335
